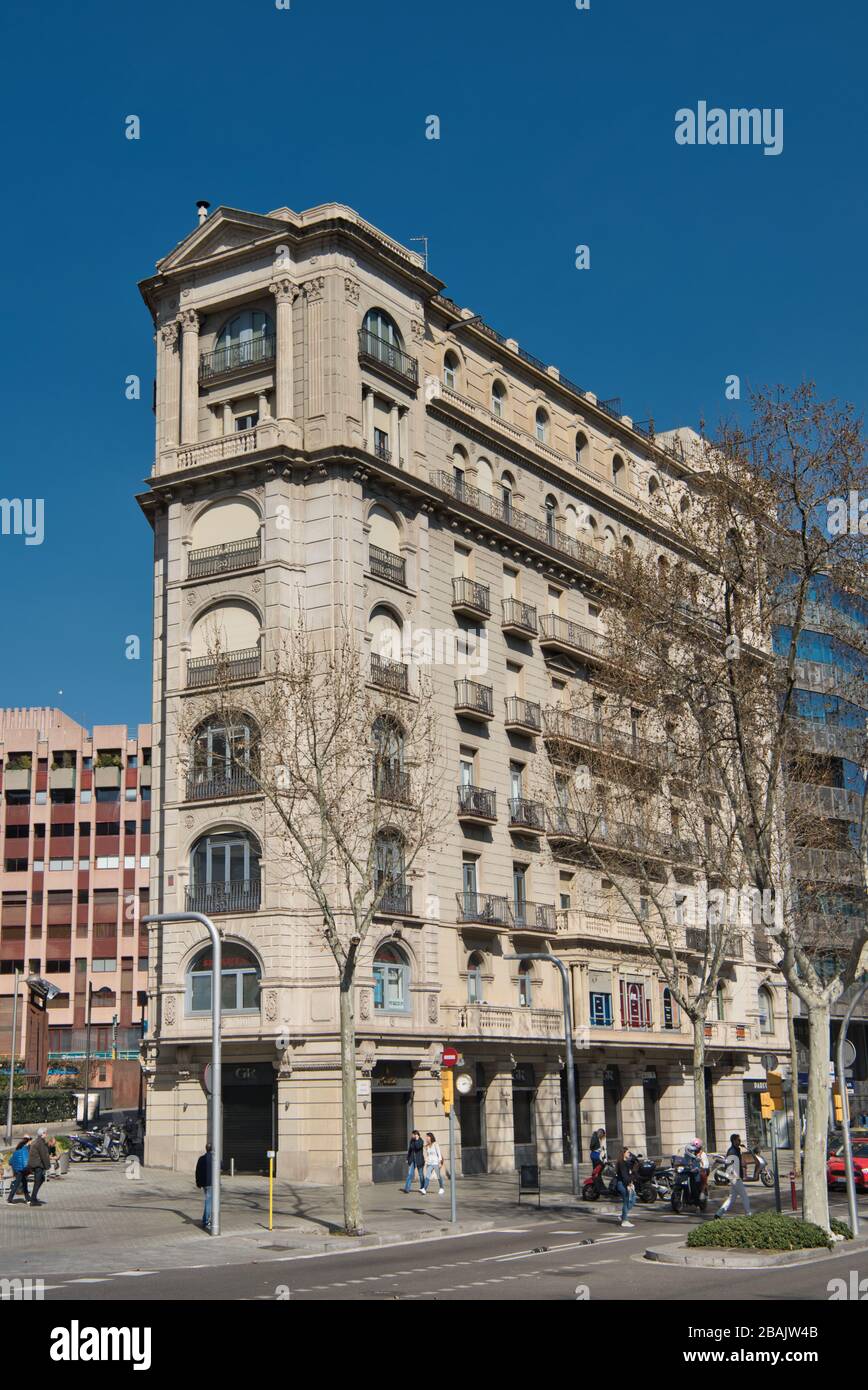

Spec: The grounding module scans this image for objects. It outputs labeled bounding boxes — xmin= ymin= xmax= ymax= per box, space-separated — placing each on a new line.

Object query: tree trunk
xmin=786 ymin=988 xmax=802 ymax=1178
xmin=338 ymin=973 xmax=363 ymax=1235
xmin=802 ymin=999 xmax=831 ymax=1231
xmin=692 ymin=1016 xmax=707 ymax=1146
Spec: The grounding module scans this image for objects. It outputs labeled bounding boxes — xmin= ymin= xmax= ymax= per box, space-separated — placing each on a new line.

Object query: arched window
xmin=452 ymin=445 xmax=468 ymax=497
xmin=602 ymin=526 xmax=617 ymax=555
xmin=612 ymin=454 xmax=626 ymax=488
xmin=621 ymin=534 xmax=633 ymax=551
xmin=443 ymin=350 xmax=459 ymax=390
xmin=475 ymin=457 xmax=494 ymax=497
xmin=467 ymin=951 xmax=484 ymax=1005
xmin=491 ymin=380 xmax=507 ymax=418
xmin=714 ymin=982 xmax=726 ymax=1022
xmin=191 ymin=717 xmax=259 ymax=799
xmin=373 ymin=942 xmax=410 ymax=1012
xmin=362 ymin=308 xmax=403 ymax=349
xmin=372 ymin=715 xmax=406 ymax=801
xmin=544 ymin=495 xmax=558 ymax=543
xmin=187 ymin=942 xmax=260 ymax=1015
xmin=215 ymin=310 xmax=274 ymax=372
xmin=648 ymin=475 xmax=660 ymax=498
xmin=189 ymin=829 xmax=261 ymax=914
xmin=500 ymin=471 xmax=514 ymax=520
xmin=758 ymin=986 xmax=774 ymax=1034
xmin=535 ymin=407 xmax=549 ymax=443
xmin=564 ymin=503 xmax=579 ymax=538
xmin=374 ymin=831 xmax=409 ymax=914
xmin=576 ymin=432 xmax=589 ymax=467
xmin=518 ymin=959 xmax=533 ymax=1008
xmin=188 ymin=601 xmax=262 ymax=686
xmin=369 ymin=605 xmax=403 ymax=662
xmin=679 ymin=494 xmax=691 ymax=515
xmin=662 ymin=986 xmax=677 ymax=1030
xmin=189 ymin=498 xmax=260 ymax=564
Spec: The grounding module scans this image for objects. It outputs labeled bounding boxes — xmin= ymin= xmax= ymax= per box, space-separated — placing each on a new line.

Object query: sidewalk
xmin=0 ymin=1163 xmax=587 ymax=1277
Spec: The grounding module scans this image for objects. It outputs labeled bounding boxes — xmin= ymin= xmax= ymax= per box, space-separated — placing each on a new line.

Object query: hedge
xmin=0 ymin=1090 xmax=77 ymax=1123
xmin=686 ymin=1212 xmax=837 ymax=1251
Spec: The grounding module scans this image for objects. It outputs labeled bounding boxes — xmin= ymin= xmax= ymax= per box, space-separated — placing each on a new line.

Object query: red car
xmin=827 ymin=1140 xmax=868 ymax=1191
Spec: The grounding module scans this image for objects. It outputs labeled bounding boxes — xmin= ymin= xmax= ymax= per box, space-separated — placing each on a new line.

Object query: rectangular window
xmin=503 ymin=565 xmax=518 ymax=598
xmin=235 ymin=412 xmax=258 ymax=431
xmin=589 ymin=992 xmax=613 ymax=1027
xmin=96 ymin=856 xmax=120 ymax=870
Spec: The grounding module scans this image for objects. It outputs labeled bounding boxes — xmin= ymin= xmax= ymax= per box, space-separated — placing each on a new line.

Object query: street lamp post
xmin=504 ymin=952 xmax=580 ymax=1197
xmin=835 ymin=972 xmax=868 ymax=1237
xmin=143 ymin=912 xmax=222 ymax=1236
xmin=82 ymin=981 xmax=93 ymax=1127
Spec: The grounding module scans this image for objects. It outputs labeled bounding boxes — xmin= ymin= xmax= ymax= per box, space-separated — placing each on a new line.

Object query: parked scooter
xmin=670 ymin=1155 xmax=709 ymax=1213
xmin=710 ymin=1144 xmax=774 ymax=1188
xmin=582 ymin=1158 xmax=618 ymax=1201
xmin=69 ymin=1126 xmax=122 ymax=1163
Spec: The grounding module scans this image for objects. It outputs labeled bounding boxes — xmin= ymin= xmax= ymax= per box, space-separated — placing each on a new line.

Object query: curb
xmin=251 ymin=1218 xmax=497 ymax=1256
xmin=645 ymin=1232 xmax=868 ymax=1268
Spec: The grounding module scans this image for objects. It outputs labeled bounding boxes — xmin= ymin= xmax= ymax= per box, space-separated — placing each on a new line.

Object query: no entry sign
xmin=441 ymin=1045 xmax=459 ymax=1068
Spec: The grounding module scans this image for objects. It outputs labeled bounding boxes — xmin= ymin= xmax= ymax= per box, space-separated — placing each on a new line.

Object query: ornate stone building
xmin=137 ymin=202 xmax=789 ymax=1182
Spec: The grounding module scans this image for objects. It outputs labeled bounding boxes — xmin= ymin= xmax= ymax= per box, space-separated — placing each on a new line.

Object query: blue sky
xmin=1 ymin=0 xmax=866 ymax=728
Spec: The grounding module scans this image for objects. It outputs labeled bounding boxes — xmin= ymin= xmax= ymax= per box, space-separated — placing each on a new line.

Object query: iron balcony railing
xmin=429 ymin=470 xmax=618 ymax=583
xmin=452 ymin=575 xmax=491 ymax=616
xmin=546 ymin=807 xmax=673 ymax=860
xmin=454 ymin=679 xmax=494 ymax=718
xmin=185 ymin=769 xmax=260 ymax=802
xmin=373 ymin=762 xmax=412 ymax=803
xmin=542 ymin=707 xmax=668 ymax=768
xmin=375 ymin=879 xmax=413 ymax=917
xmin=358 ymin=328 xmax=419 ymax=386
xmin=368 ymin=544 xmax=406 ymax=586
xmin=503 ymin=697 xmax=542 ymax=732
xmin=457 ymin=784 xmax=497 ymax=820
xmin=371 ymin=652 xmax=409 ymax=694
xmin=372 ymin=437 xmax=392 ymax=464
xmin=539 ymin=613 xmax=605 ymax=660
xmin=508 ymin=797 xmax=545 ymax=832
xmin=510 ymin=899 xmax=557 ymax=932
xmin=188 ymin=535 xmax=261 ymax=580
xmin=789 ymin=782 xmax=863 ymax=820
xmin=186 ymin=879 xmax=261 ymax=914
xmin=199 ymin=333 xmax=275 ymax=382
xmin=501 ymin=597 xmax=538 ymax=634
xmin=456 ymin=892 xmax=511 ymax=926
xmin=186 ymin=646 xmax=261 ymax=689
xmin=685 ymin=928 xmax=744 ymax=961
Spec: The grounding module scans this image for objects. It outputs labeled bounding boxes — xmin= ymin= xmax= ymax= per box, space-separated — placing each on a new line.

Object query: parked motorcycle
xmin=633 ymin=1155 xmax=674 ymax=1203
xmin=69 ymin=1126 xmax=122 ymax=1163
xmin=710 ymin=1144 xmax=774 ymax=1188
xmin=670 ymin=1156 xmax=709 ymax=1213
xmin=582 ymin=1159 xmax=618 ymax=1201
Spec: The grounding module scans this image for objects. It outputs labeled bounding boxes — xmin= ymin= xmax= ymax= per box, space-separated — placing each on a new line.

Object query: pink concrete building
xmin=0 ymin=708 xmax=151 ymax=1075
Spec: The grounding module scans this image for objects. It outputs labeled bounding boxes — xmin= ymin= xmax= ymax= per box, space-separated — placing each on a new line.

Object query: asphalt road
xmin=33 ymin=1204 xmax=868 ymax=1302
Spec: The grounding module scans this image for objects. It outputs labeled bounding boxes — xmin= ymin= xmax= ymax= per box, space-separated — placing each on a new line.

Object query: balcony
xmin=187 ymin=646 xmax=261 ymax=689
xmin=791 ymin=847 xmax=862 ymax=884
xmin=3 ymin=768 xmax=31 ymax=792
xmin=455 ymin=892 xmax=511 ymax=929
xmin=556 ymin=906 xmax=681 ymax=950
xmin=457 ymin=784 xmax=497 ymax=824
xmin=542 ymin=706 xmax=669 ymax=772
xmin=370 ymin=652 xmax=409 ymax=695
xmin=454 ymin=679 xmax=494 ymax=722
xmin=451 ymin=575 xmax=491 ymax=621
xmin=176 ymin=425 xmax=266 ymax=472
xmin=546 ymin=807 xmax=673 ymax=861
xmin=93 ymin=765 xmax=122 ymax=789
xmin=188 ymin=535 xmax=261 ymax=581
xmin=49 ymin=767 xmax=76 ymax=791
xmin=368 ymin=544 xmax=406 ymax=587
xmin=373 ymin=763 xmax=412 ymax=804
xmin=539 ymin=613 xmax=607 ymax=663
xmin=441 ymin=1002 xmax=565 ymax=1041
xmin=371 ymin=437 xmax=392 ymax=464
xmin=186 ymin=879 xmax=261 ymax=915
xmin=508 ymin=797 xmax=545 ymax=834
xmin=185 ymin=769 xmax=260 ymax=802
xmin=428 ymin=469 xmax=618 ymax=584
xmin=510 ymin=899 xmax=557 ymax=933
xmin=685 ymin=927 xmax=744 ymax=961
xmin=789 ymin=783 xmax=863 ymax=821
xmin=503 ymin=697 xmax=542 ymax=735
xmin=501 ymin=597 xmax=538 ymax=638
xmin=199 ymin=333 xmax=275 ymax=383
xmin=358 ymin=328 xmax=419 ymax=388
xmin=787 ymin=716 xmax=865 ymax=765
xmin=375 ymin=880 xmax=414 ymax=917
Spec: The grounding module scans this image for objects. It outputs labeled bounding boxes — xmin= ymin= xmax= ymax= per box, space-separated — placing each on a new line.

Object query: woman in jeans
xmin=421 ymin=1132 xmax=445 ymax=1195
xmin=615 ymin=1145 xmax=637 ymax=1228
xmin=403 ymin=1129 xmax=425 ymax=1192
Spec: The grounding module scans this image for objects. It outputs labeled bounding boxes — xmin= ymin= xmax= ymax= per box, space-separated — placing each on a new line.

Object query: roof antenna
xmin=196 ymin=200 xmax=211 ymax=227
xmin=410 ymin=235 xmax=429 ymax=272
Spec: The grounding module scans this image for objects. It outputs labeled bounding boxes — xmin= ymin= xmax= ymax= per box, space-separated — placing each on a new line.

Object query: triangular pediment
xmin=158 ymin=207 xmax=292 ymax=273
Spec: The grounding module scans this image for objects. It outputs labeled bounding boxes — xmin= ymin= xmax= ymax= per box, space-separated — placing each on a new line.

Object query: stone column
xmin=362 ymin=386 xmax=374 ymax=449
xmin=303 ymin=276 xmax=326 ymax=418
xmin=158 ymin=320 xmax=180 ymax=452
xmin=178 ymin=308 xmax=200 ymax=445
xmin=268 ymin=278 xmax=299 ymax=422
xmin=390 ymin=402 xmax=401 ymax=466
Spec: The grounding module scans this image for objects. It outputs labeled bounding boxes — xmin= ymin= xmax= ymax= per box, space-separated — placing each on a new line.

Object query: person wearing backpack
xmin=26 ymin=1128 xmax=53 ymax=1206
xmin=7 ymin=1136 xmax=32 ymax=1204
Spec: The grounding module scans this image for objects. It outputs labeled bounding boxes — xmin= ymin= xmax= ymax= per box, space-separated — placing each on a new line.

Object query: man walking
xmin=26 ymin=1128 xmax=53 ymax=1206
xmin=195 ymin=1142 xmax=214 ymax=1230
xmin=715 ymin=1133 xmax=751 ymax=1218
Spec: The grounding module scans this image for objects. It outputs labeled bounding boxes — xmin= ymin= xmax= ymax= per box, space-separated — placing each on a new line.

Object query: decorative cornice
xmin=159 ymin=321 xmax=180 ymax=348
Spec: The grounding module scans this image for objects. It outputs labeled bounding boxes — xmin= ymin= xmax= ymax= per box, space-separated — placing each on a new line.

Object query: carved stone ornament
xmin=264 ymin=989 xmax=278 ymax=1022
xmin=177 ymin=308 xmax=200 ymax=332
xmin=303 ymin=276 xmax=326 ymax=301
xmin=164 ymin=994 xmax=176 ymax=1025
xmin=360 ymin=989 xmax=370 ymax=1021
xmin=411 ymin=319 xmax=426 ymax=344
xmin=159 ymin=321 xmax=180 ymax=348
xmin=427 ymin=993 xmax=438 ymax=1024
xmin=269 ymin=278 xmax=300 ymax=303
xmin=344 ymin=276 xmax=360 ymax=305
xmin=185 ymin=815 xmax=195 ymax=830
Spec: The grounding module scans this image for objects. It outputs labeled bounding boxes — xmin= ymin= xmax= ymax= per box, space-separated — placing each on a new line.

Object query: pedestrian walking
xmin=614 ymin=1145 xmax=638 ymax=1228
xmin=6 ymin=1136 xmax=32 ymax=1204
xmin=403 ymin=1129 xmax=425 ymax=1192
xmin=26 ymin=1128 xmax=53 ymax=1206
xmin=195 ymin=1142 xmax=214 ymax=1230
xmin=421 ymin=1131 xmax=445 ymax=1195
xmin=589 ymin=1127 xmax=607 ymax=1167
xmin=715 ymin=1134 xmax=751 ymax=1218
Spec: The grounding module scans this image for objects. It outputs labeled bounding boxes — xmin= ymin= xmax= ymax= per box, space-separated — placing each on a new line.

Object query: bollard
xmin=789 ymin=1169 xmax=797 ymax=1211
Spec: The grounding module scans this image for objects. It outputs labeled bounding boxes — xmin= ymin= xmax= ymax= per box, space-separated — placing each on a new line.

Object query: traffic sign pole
xmin=440 ymin=1048 xmax=458 ymax=1223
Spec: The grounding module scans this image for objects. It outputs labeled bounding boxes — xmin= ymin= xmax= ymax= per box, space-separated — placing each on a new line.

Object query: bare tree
xmin=590 ymin=384 xmax=867 ymax=1228
xmin=180 ymin=611 xmax=447 ymax=1235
